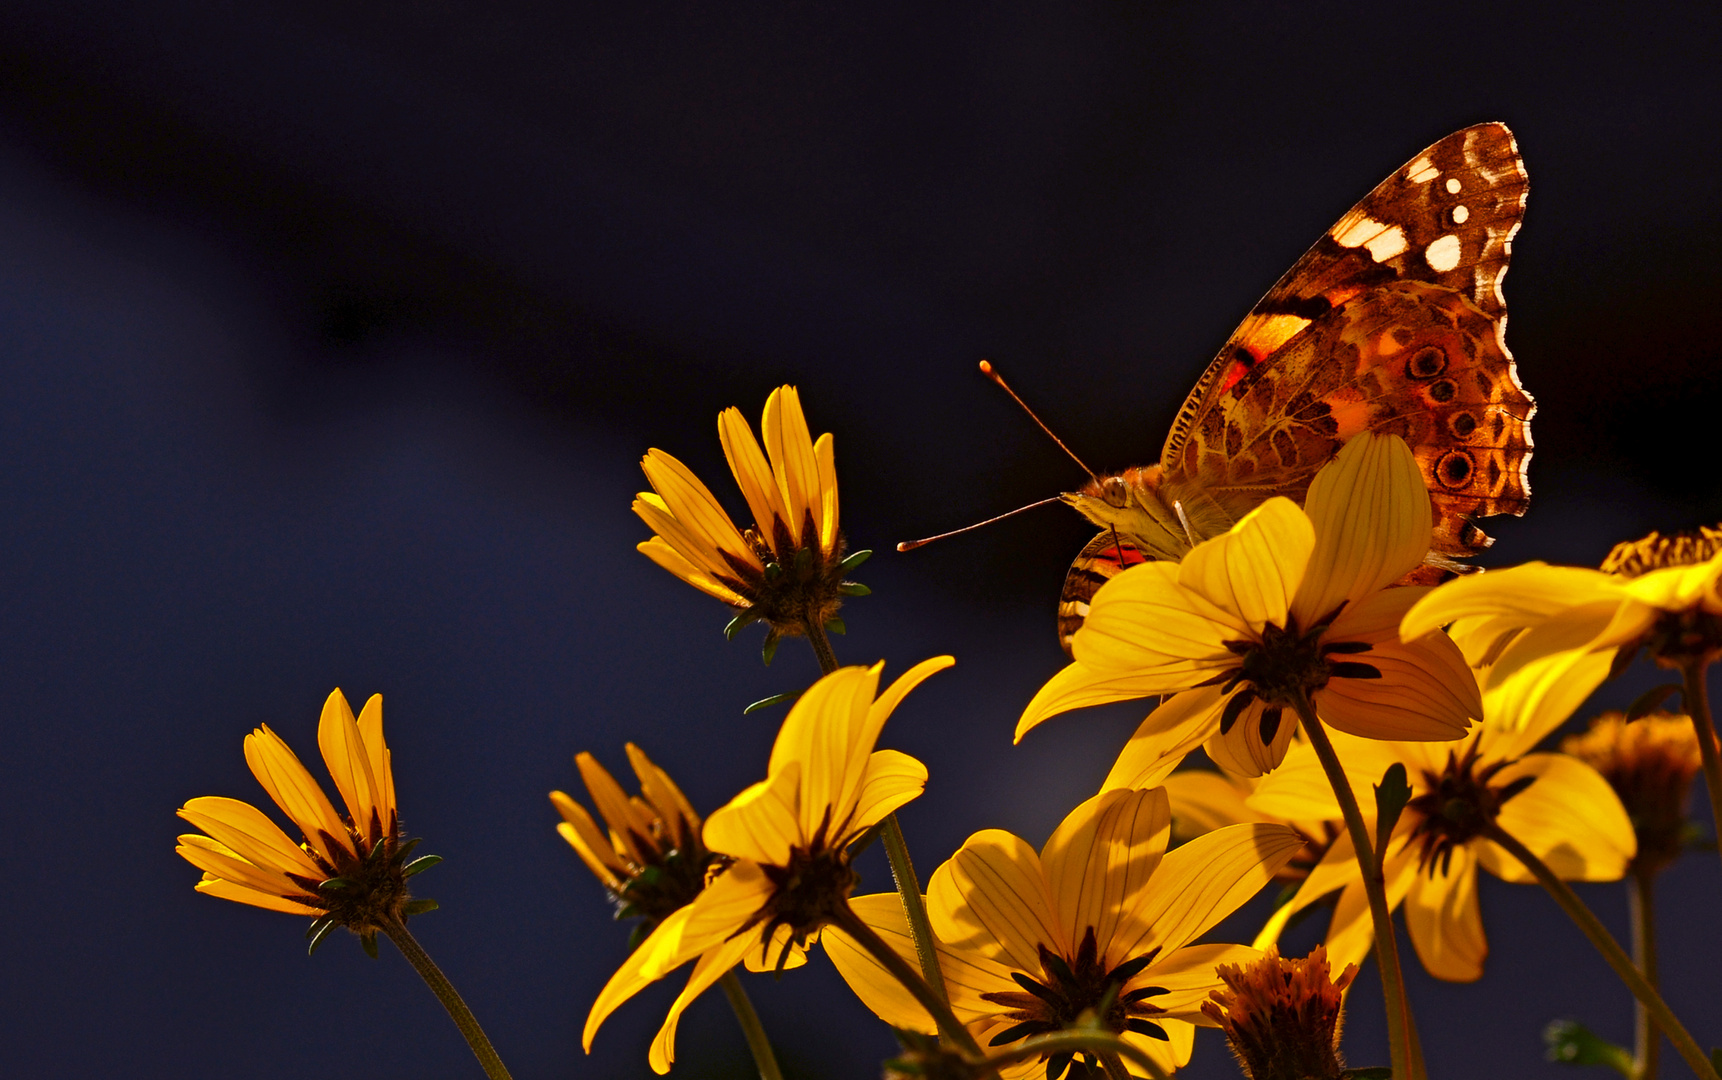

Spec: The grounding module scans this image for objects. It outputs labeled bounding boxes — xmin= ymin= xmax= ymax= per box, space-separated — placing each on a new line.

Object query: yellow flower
xmin=1401 ymin=524 xmax=1722 ymax=701
xmin=1201 ymin=945 xmax=1357 ymax=1080
xmin=633 ymin=385 xmax=857 ymax=656
xmin=582 ymin=657 xmax=952 ymax=1073
xmin=1563 ymin=710 xmax=1703 ymax=876
xmin=825 ymin=787 xmax=1305 ymax=1078
xmin=551 ymin=744 xmax=717 ymax=944
xmin=1021 ymin=431 xmax=1480 ymax=779
xmin=175 ymin=690 xmax=434 ymax=954
xmin=1247 ymin=658 xmax=1635 ymax=981
xmin=1162 ymin=762 xmax=1340 ymax=885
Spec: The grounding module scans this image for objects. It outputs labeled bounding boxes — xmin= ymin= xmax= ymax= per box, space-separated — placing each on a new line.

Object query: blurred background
xmin=0 ymin=2 xmax=1717 ymax=1077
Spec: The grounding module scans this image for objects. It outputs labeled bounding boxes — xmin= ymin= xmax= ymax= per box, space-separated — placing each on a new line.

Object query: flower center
xmin=1216 ymin=608 xmax=1378 ymax=745
xmin=1601 ymin=525 xmax=1722 ymax=576
xmin=740 ymin=812 xmax=857 ymax=972
xmin=1406 ymin=741 xmax=1534 ymax=876
xmin=979 ymin=926 xmax=1169 ymax=1076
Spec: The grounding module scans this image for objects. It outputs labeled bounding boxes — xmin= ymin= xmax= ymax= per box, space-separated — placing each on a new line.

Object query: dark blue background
xmin=0 ymin=2 xmax=1717 ymax=1077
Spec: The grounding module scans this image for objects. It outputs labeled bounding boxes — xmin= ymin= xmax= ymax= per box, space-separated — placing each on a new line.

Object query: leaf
xmin=1625 ymin=683 xmax=1684 ymax=722
xmin=305 ymin=918 xmax=337 ymax=957
xmin=744 ymin=690 xmax=801 ymax=715
xmin=839 ymin=549 xmax=873 ymax=573
xmin=401 ymin=898 xmax=439 ymax=917
xmin=761 ymin=632 xmax=780 ymax=666
xmin=402 ymin=854 xmax=442 ymax=877
xmin=723 ymin=608 xmax=761 ymax=640
xmin=838 ymin=581 xmax=872 ymax=596
xmin=1542 ymin=1019 xmax=1632 ymax=1076
xmin=1374 ymin=762 xmax=1412 ymax=858
xmin=824 ymin=617 xmax=846 ymax=635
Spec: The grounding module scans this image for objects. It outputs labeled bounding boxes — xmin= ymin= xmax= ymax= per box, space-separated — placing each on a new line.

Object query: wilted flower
xmin=1563 ymin=711 xmax=1703 ymax=876
xmin=1202 ymin=945 xmax=1357 ymax=1080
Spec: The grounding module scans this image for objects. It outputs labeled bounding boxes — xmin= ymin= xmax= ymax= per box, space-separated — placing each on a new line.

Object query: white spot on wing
xmin=1332 ymin=212 xmax=1408 ymax=261
xmin=1365 ymin=226 xmax=1409 ymax=262
xmin=1426 ymin=234 xmax=1463 ymax=273
xmin=1452 ymin=205 xmax=1470 ymax=224
xmin=1445 ymin=177 xmax=1463 ymax=194
xmin=1408 ymin=157 xmax=1440 ymax=184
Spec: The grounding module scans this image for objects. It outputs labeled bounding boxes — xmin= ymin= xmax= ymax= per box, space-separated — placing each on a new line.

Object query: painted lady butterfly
xmin=1057 ymin=123 xmax=1534 ymax=654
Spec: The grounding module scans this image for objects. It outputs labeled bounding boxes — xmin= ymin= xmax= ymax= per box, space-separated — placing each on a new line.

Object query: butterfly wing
xmin=1058 ymin=530 xmax=1149 ymax=653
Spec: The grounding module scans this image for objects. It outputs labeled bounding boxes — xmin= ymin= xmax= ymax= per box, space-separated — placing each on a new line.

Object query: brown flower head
xmin=1562 ymin=710 xmax=1703 ymax=875
xmin=1202 ymin=945 xmax=1357 ymax=1080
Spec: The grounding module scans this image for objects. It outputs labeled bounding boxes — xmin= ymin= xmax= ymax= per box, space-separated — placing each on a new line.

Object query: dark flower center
xmin=1406 ymin=740 xmax=1534 ymax=876
xmin=1213 ymin=607 xmax=1378 ymax=747
xmin=978 ymin=926 xmax=1169 ymax=1080
xmin=734 ymin=808 xmax=857 ymax=973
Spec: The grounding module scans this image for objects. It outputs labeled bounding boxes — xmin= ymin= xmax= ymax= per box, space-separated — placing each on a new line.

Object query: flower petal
xmin=1110 ymin=822 xmax=1302 ymax=961
xmin=626 ymin=743 xmax=700 ymax=849
xmin=703 ymin=761 xmax=802 ymax=866
xmin=636 ymin=536 xmax=749 ymax=606
xmin=849 ymin=749 xmax=928 ymax=837
xmin=761 ymin=386 xmax=819 ymax=547
xmin=718 ymin=405 xmax=790 ymax=546
xmin=177 ymin=795 xmax=325 ymax=881
xmin=1400 ymin=563 xmax=1626 ymax=642
xmin=928 ymin=829 xmax=1060 ymax=974
xmin=639 ymin=449 xmax=756 ymax=565
xmin=1178 ymin=498 xmax=1313 ymax=634
xmin=1146 ymin=942 xmax=1263 ymax=1020
xmin=577 ymin=752 xmax=654 ymax=865
xmin=1162 ymin=769 xmax=1264 ymax=839
xmin=813 ymin=431 xmax=839 ymax=552
xmin=317 ymin=689 xmax=382 ymax=846
xmin=1477 ymin=753 xmax=1635 ymax=883
xmin=1314 ymin=633 xmax=1479 ymax=742
xmin=192 ymin=875 xmax=325 ymax=916
xmin=1484 ymin=648 xmax=1617 ymax=760
xmin=1077 ymin=561 xmax=1250 ymax=672
xmin=1205 ymin=690 xmax=1300 ymax=778
xmin=176 ymin=834 xmax=309 ymax=899
xmin=1018 ymin=661 xmax=1210 ymax=744
xmin=1101 ymin=686 xmax=1226 ymax=792
xmin=243 ymin=725 xmax=353 ymax=866
xmin=1403 ymin=843 xmax=1486 ymax=982
xmin=1041 ymin=789 xmax=1172 ymax=964
xmin=1294 ymin=432 xmax=1431 ymax=625
xmin=354 ymin=694 xmax=394 ymax=833
xmin=646 ymin=930 xmax=754 ymax=1074
xmin=551 ymin=792 xmax=627 ymax=889
xmin=847 ymin=657 xmax=952 ymax=821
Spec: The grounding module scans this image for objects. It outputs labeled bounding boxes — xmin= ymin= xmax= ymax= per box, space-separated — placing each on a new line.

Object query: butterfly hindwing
xmin=1058 ymin=532 xmax=1148 ymax=654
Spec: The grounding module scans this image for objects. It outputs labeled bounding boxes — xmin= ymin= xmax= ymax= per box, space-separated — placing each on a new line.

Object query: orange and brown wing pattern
xmin=1161 ymin=123 xmax=1528 ymax=474
xmin=1058 ymin=531 xmax=1149 ymax=654
xmin=1184 ymin=280 xmax=1534 ymax=560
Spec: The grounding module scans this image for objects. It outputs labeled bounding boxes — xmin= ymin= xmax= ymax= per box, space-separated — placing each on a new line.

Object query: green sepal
xmin=360 ymin=932 xmax=380 ymax=959
xmin=1373 ymin=762 xmax=1412 ymax=858
xmin=318 ymin=876 xmax=354 ymax=892
xmin=761 ymin=633 xmax=780 ymax=666
xmin=824 ymin=617 xmax=846 ymax=635
xmin=391 ymin=836 xmax=423 ymax=863
xmin=1543 ymin=1019 xmax=1633 ymax=1076
xmin=744 ymin=690 xmax=801 ymax=715
xmin=763 ymin=561 xmax=782 ymax=581
xmin=305 ymin=918 xmax=338 ymax=956
xmin=839 ymin=549 xmax=873 ymax=572
xmin=402 ymin=854 xmax=443 ymax=877
xmin=724 ymin=608 xmax=761 ymax=640
xmin=838 ymin=581 xmax=871 ymax=596
xmin=1626 ymin=682 xmax=1684 ymax=721
xmin=401 ymin=898 xmax=439 ymax=917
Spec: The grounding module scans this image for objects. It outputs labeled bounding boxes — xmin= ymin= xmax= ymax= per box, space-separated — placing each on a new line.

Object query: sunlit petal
xmin=193 ymin=876 xmax=324 ymax=916
xmin=1040 ymin=789 xmax=1171 ymax=962
xmin=1162 ymin=768 xmax=1264 ymax=837
xmin=702 ymin=763 xmax=803 ymax=866
xmin=719 ymin=405 xmax=790 ymax=548
xmin=1018 ymin=661 xmax=1211 ymax=744
xmin=1077 ymin=562 xmax=1250 ymax=671
xmin=928 ymin=829 xmax=1061 ymax=972
xmin=1403 ymin=844 xmax=1486 ymax=982
xmin=1294 ymin=432 xmax=1431 ymax=624
xmin=1478 ymin=753 xmax=1635 ymax=883
xmin=1178 ymin=498 xmax=1313 ymax=634
xmin=849 ymin=749 xmax=928 ymax=836
xmin=646 ymin=931 xmax=755 ymax=1074
xmin=1101 ymin=686 xmax=1226 ymax=791
xmin=635 ymin=536 xmax=749 ymax=605
xmin=1400 ymin=563 xmax=1627 ymax=641
xmin=1110 ymin=822 xmax=1302 ymax=960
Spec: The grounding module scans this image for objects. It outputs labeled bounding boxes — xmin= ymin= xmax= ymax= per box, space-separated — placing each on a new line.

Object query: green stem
xmin=1293 ymin=695 xmax=1422 ymax=1080
xmin=1483 ymin=824 xmax=1719 ymax=1080
xmin=379 ymin=919 xmax=513 ymax=1080
xmin=1628 ymin=867 xmax=1660 ymax=1080
xmin=881 ymin=814 xmax=950 ymax=1011
xmin=719 ymin=970 xmax=784 ymax=1080
xmin=1680 ymin=661 xmax=1722 ymax=879
xmin=828 ymin=901 xmax=986 ymax=1060
xmin=804 ymin=613 xmax=840 ymax=676
xmin=987 ymin=1033 xmax=1167 ymax=1080
xmin=1098 ymin=1050 xmax=1135 ymax=1080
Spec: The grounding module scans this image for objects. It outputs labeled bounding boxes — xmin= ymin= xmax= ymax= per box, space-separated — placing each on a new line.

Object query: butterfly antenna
xmin=978 ymin=360 xmax=1098 ymax=479
xmin=896 ymin=496 xmax=1065 ymax=552
xmin=1173 ymin=499 xmax=1198 ymax=549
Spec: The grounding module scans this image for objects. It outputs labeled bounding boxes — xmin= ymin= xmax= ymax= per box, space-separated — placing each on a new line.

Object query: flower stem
xmin=719 ymin=970 xmax=785 ymax=1080
xmin=804 ymin=613 xmax=840 ymax=676
xmin=1628 ymin=867 xmax=1660 ymax=1080
xmin=828 ymin=901 xmax=986 ymax=1060
xmin=1292 ymin=695 xmax=1422 ymax=1080
xmin=1679 ymin=661 xmax=1722 ymax=878
xmin=379 ymin=919 xmax=513 ymax=1080
xmin=1482 ymin=824 xmax=1719 ymax=1080
xmin=882 ymin=813 xmax=951 ymax=1011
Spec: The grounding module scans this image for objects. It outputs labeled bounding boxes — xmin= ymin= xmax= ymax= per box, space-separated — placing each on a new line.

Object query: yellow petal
xmin=1400 ymin=563 xmax=1625 ymax=641
xmin=632 ymin=495 xmax=753 ymax=584
xmin=1618 ymin=555 xmax=1722 ymax=611
xmin=1101 ymin=687 xmax=1226 ymax=791
xmin=176 ymin=835 xmax=309 ymax=899
xmin=550 ymin=792 xmax=628 ymax=889
xmin=1484 ymin=648 xmax=1617 ymax=759
xmin=1204 ymin=690 xmax=1299 ymax=778
xmin=703 ymin=762 xmax=802 ymax=866
xmin=636 ymin=536 xmax=749 ymax=606
xmin=177 ymin=795 xmax=325 ymax=880
xmin=1110 ymin=822 xmax=1302 ymax=961
xmin=647 ymin=931 xmax=754 ymax=1074
xmin=718 ymin=405 xmax=790 ymax=547
xmin=1477 ymin=753 xmax=1634 ymax=883
xmin=766 ymin=664 xmax=880 ymax=839
xmin=193 ymin=875 xmax=325 ymax=916
xmin=813 ymin=431 xmax=839 ymax=552
xmin=1488 ymin=600 xmax=1649 ymax=684
xmin=761 ymin=386 xmax=820 ymax=546
xmin=1040 ymin=789 xmax=1171 ymax=964
xmin=1403 ymin=843 xmax=1486 ymax=982
xmin=639 ymin=449 xmax=756 ymax=564
xmin=1314 ymin=632 xmax=1479 ymax=742
xmin=928 ymin=829 xmax=1060 ymax=973
xmin=846 ymin=657 xmax=952 ymax=823
xmin=1179 ymin=498 xmax=1313 ymax=633
xmin=741 ymin=924 xmax=810 ymax=973
xmin=1123 ymin=1018 xmax=1195 ymax=1076
xmin=1017 ymin=660 xmax=1206 ymax=744
xmin=626 ymin=743 xmax=698 ymax=848
xmin=583 ymin=860 xmax=771 ymax=1052
xmin=849 ymin=749 xmax=928 ymax=837
xmin=577 ymin=752 xmax=653 ymax=866
xmin=243 ymin=725 xmax=354 ymax=866
xmin=354 ymin=694 xmax=394 ymax=832
xmin=1144 ymin=942 xmax=1263 ymax=1020
xmin=1162 ymin=768 xmax=1263 ymax=838
xmin=317 ymin=688 xmax=382 ymax=846
xmin=1294 ymin=432 xmax=1431 ymax=625
xmin=1077 ymin=561 xmax=1250 ymax=672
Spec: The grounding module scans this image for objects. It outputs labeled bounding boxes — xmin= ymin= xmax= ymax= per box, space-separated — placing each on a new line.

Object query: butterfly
xmin=1057 ymin=123 xmax=1534 ymax=654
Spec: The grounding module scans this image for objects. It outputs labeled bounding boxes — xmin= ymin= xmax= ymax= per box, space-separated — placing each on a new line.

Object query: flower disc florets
xmin=1606 ymin=525 xmax=1722 ymax=666
xmin=1405 ymin=740 xmax=1533 ymax=875
xmin=1217 ymin=605 xmax=1379 ymax=746
xmin=1202 ymin=945 xmax=1356 ymax=1080
xmin=1602 ymin=525 xmax=1722 ymax=577
xmin=978 ymin=926 xmax=1170 ymax=1060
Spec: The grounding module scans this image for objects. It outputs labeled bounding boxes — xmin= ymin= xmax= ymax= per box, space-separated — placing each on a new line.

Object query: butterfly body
xmin=1057 ymin=124 xmax=1535 ymax=654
